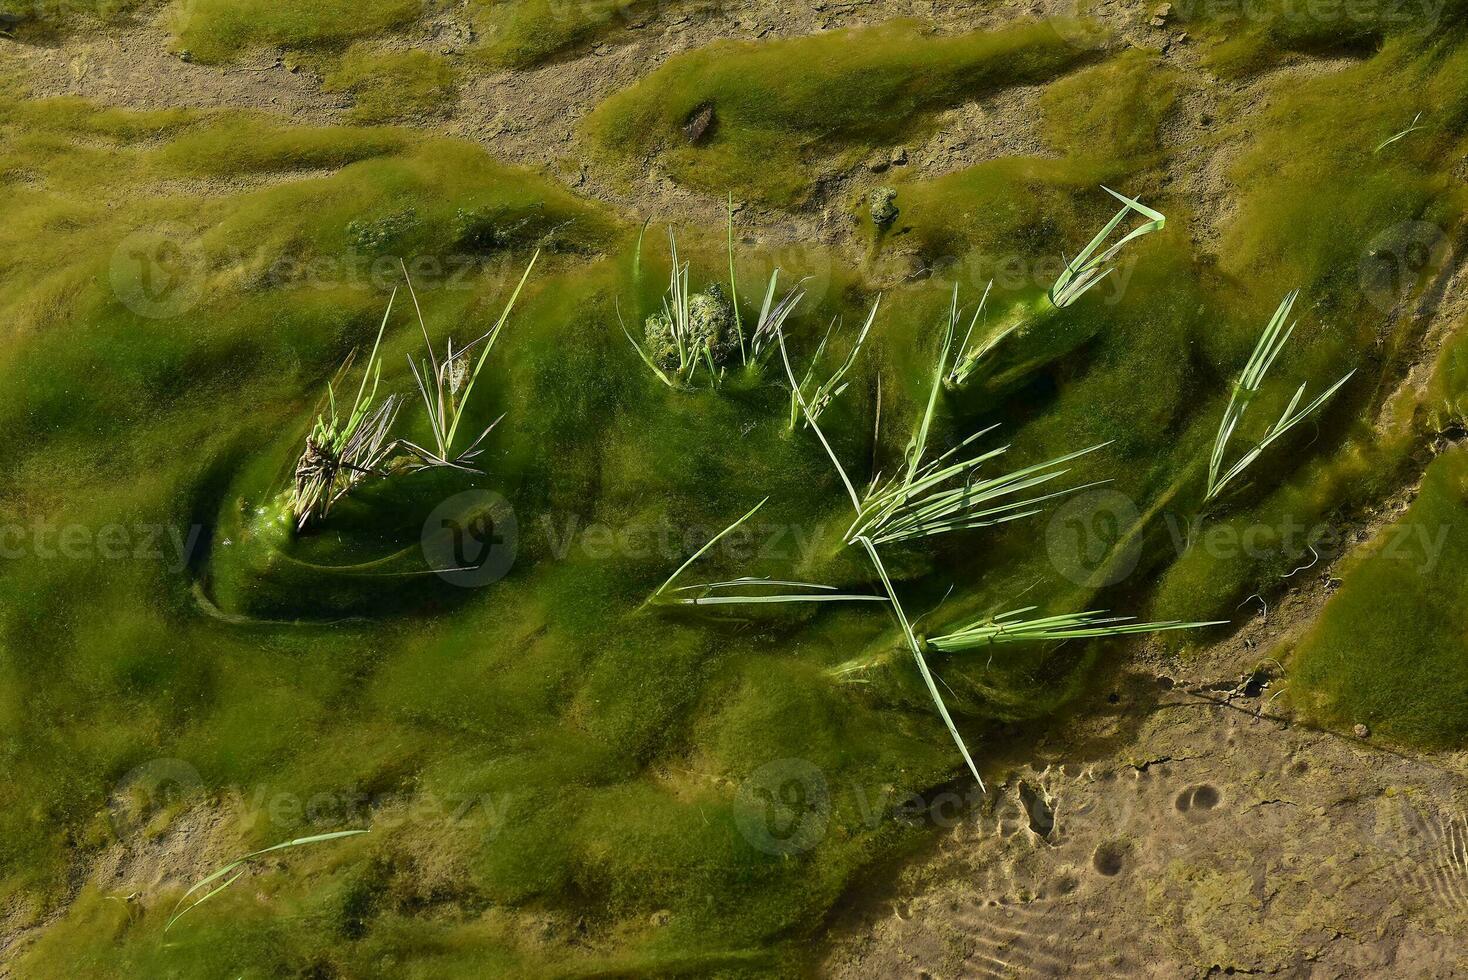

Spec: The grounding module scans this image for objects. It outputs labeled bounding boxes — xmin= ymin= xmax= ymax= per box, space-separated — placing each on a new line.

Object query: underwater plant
xmin=946 ymin=187 xmax=1165 ymax=390
xmin=623 ymin=231 xmax=737 ymax=387
xmin=1205 ymin=290 xmax=1356 ymax=504
xmin=167 ymin=829 xmax=368 ymax=930
xmin=290 ymin=293 xmax=404 ymax=530
xmin=787 ymin=298 xmax=881 ymax=432
xmin=926 ymin=607 xmax=1223 ymax=652
xmin=290 ymin=257 xmax=538 ymax=529
xmin=624 ymin=227 xmax=877 ymax=394
xmin=404 ymin=253 xmax=538 ymax=468
xmin=652 ymin=285 xmax=1221 ymax=786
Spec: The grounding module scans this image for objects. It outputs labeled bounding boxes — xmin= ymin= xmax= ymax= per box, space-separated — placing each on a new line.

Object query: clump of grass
xmin=624 ymin=227 xmax=875 ymax=395
xmin=788 ymin=300 xmax=880 ymax=431
xmin=404 ymin=254 xmax=537 ymax=467
xmin=474 ymin=0 xmax=646 ymax=68
xmin=290 ymin=293 xmax=403 ymax=529
xmin=170 ymin=0 xmax=423 ymax=63
xmin=1205 ymin=290 xmax=1355 ymax=504
xmin=947 ymin=188 xmax=1164 ymax=390
xmin=291 ymin=256 xmax=538 ymax=529
xmin=166 ymin=829 xmax=367 ymax=930
xmin=1290 ymin=446 xmax=1468 ymax=746
xmin=622 ymin=232 xmax=737 ymax=387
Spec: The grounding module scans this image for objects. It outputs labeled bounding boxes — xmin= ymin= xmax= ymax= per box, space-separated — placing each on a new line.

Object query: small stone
xmin=1354 ymin=723 xmax=1371 ymax=738
xmin=682 ymin=103 xmax=715 ymax=144
xmin=649 ymin=909 xmax=672 ymax=927
xmin=177 ymin=49 xmax=194 ymax=63
xmin=890 ymin=145 xmax=908 ymax=166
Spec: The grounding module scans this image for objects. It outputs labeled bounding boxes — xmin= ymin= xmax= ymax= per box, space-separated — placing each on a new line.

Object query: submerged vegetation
xmin=3 ymin=5 xmax=1468 ymax=976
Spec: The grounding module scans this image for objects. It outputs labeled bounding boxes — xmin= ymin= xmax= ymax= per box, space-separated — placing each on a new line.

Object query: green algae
xmin=324 ymin=47 xmax=459 ymax=124
xmin=473 ymin=0 xmax=648 ymax=68
xmin=582 ymin=19 xmax=1102 ymax=207
xmin=1290 ymin=445 xmax=1468 ymax=746
xmin=5 ymin=15 xmax=1468 ymax=975
xmin=170 ymin=0 xmax=423 ymax=62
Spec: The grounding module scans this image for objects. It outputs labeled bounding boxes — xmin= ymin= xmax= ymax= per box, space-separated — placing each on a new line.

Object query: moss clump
xmin=473 ymin=0 xmax=648 ymax=67
xmin=642 ymin=282 xmax=734 ymax=370
xmin=324 ymin=47 xmax=459 ymax=124
xmin=170 ymin=0 xmax=424 ymax=62
xmin=1290 ymin=447 xmax=1468 ymax=747
xmin=869 ymin=186 xmax=899 ymax=228
xmin=582 ymin=19 xmax=1100 ymax=206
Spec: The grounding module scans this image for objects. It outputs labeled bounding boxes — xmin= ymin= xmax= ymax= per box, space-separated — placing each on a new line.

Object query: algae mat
xmin=2 ymin=2 xmax=1468 ymax=975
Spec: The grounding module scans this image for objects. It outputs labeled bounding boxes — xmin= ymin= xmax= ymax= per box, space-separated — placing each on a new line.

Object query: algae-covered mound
xmin=583 ymin=19 xmax=1101 ymax=206
xmin=643 ymin=282 xmax=735 ymax=370
xmin=1291 ymin=446 xmax=1468 ymax=747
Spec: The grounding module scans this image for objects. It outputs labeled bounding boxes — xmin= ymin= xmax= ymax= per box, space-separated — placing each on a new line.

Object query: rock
xmin=890 ymin=145 xmax=908 ymax=166
xmin=867 ymin=156 xmax=889 ymax=173
xmin=649 ymin=909 xmax=672 ymax=927
xmin=177 ymin=49 xmax=194 ymax=63
xmin=869 ymin=186 xmax=899 ymax=229
xmin=1354 ymin=723 xmax=1371 ymax=738
xmin=683 ymin=103 xmax=715 ymax=144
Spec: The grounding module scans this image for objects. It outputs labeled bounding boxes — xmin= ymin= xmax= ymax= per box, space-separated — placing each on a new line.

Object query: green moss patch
xmin=582 ymin=19 xmax=1101 ymax=207
xmin=170 ymin=0 xmax=424 ymax=63
xmin=324 ymin=47 xmax=459 ymax=124
xmin=1290 ymin=446 xmax=1468 ymax=746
